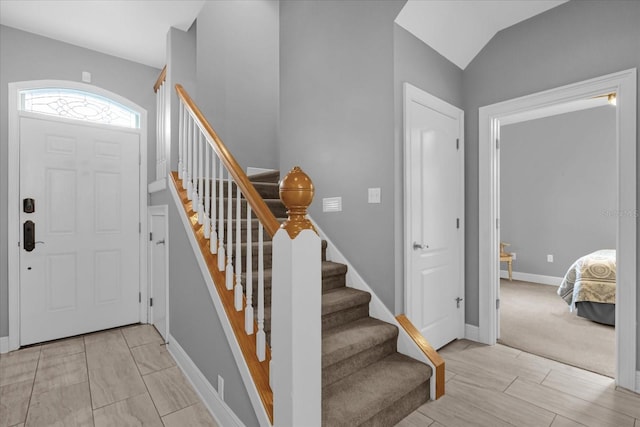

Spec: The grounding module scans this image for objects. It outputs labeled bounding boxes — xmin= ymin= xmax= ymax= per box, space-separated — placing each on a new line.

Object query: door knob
xmin=413 ymin=242 xmax=429 ymax=250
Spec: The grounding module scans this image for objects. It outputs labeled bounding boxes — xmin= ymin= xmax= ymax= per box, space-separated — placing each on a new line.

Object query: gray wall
xmin=280 ymin=0 xmax=405 ymax=311
xmin=393 ymin=24 xmax=463 ymax=312
xmin=461 ymin=0 xmax=640 ymax=366
xmin=195 ymin=0 xmax=279 ymax=171
xmin=167 ymin=24 xmax=197 ymax=175
xmin=166 ymin=197 xmax=259 ymax=427
xmin=500 ymin=106 xmax=617 ymax=277
xmin=0 ymin=25 xmax=159 ymax=338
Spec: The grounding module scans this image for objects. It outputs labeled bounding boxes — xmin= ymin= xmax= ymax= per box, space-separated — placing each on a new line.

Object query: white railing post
xmin=245 ymin=206 xmax=254 ymax=334
xmin=256 ymin=222 xmax=266 ymax=362
xmin=203 ymin=144 xmax=210 ymax=239
xmin=234 ymin=184 xmax=243 ymax=311
xmin=225 ymin=174 xmax=234 ymax=290
xmin=271 ymin=167 xmax=321 ymax=427
xmin=186 ymin=118 xmax=193 ymax=197
xmin=210 ymin=155 xmax=218 ymax=254
xmin=197 ymin=133 xmax=204 ymax=223
xmin=218 ymin=163 xmax=225 ymax=271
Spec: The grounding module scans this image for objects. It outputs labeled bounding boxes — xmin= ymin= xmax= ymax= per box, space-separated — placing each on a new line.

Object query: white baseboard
xmin=636 ymin=371 xmax=640 ymax=394
xmin=167 ymin=335 xmax=244 ymax=427
xmin=0 ymin=336 xmax=8 ymax=354
xmin=148 ymin=177 xmax=167 ymax=194
xmin=500 ymin=270 xmax=563 ymax=286
xmin=465 ymin=324 xmax=479 ymax=342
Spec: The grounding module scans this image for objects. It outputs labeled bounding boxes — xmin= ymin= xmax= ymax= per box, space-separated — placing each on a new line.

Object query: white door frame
xmin=478 ymin=69 xmax=637 ymax=390
xmin=148 ymin=204 xmax=169 ymax=341
xmin=403 ymin=82 xmax=465 ymax=340
xmin=7 ymin=80 xmax=148 ymax=351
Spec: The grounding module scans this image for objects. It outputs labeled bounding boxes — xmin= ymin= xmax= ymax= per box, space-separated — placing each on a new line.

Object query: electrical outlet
xmin=547 ymin=254 xmax=554 ymax=263
xmin=510 ymin=252 xmax=516 ymax=260
xmin=218 ymin=375 xmax=224 ymax=400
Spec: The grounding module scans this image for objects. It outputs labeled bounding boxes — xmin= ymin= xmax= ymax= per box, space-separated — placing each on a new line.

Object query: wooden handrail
xmin=153 ymin=65 xmax=167 ymax=93
xmin=396 ymin=314 xmax=445 ymax=399
xmin=175 ymin=84 xmax=280 ymax=237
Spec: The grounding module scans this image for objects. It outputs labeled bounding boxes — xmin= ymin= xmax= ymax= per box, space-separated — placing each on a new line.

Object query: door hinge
xmin=139 ymin=292 xmax=141 ymax=303
xmin=139 ymin=222 xmax=142 ymax=234
xmin=496 ymin=299 xmax=501 ymax=309
xmin=496 ymin=218 xmax=500 ymax=229
xmin=456 ymin=218 xmax=460 ymax=229
xmin=149 ymin=232 xmax=153 ymax=241
xmin=456 ymin=138 xmax=459 ymax=150
xmin=496 ymin=138 xmax=500 ymax=149
xmin=150 ymin=298 xmax=153 ymax=307
xmin=139 ymin=152 xmax=141 ymax=165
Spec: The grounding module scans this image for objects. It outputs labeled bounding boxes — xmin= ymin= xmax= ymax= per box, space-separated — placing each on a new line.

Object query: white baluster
xmin=196 ymin=133 xmax=204 ymax=223
xmin=217 ymin=162 xmax=225 ymax=271
xmin=178 ymin=102 xmax=183 ymax=179
xmin=256 ymin=222 xmax=266 ymax=362
xmin=245 ymin=206 xmax=254 ymax=334
xmin=225 ymin=173 xmax=234 ymax=290
xmin=234 ymin=184 xmax=243 ymax=311
xmin=210 ymin=155 xmax=218 ymax=254
xmin=203 ymin=143 xmax=210 ymax=239
xmin=186 ymin=117 xmax=193 ymax=198
xmin=182 ymin=106 xmax=188 ymax=185
xmin=192 ymin=128 xmax=199 ymax=204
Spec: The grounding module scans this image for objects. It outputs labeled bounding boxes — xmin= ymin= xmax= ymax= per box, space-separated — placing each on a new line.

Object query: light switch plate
xmin=368 ymin=188 xmax=381 ymax=203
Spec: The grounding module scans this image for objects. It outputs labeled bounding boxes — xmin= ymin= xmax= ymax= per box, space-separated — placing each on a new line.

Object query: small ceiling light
xmin=608 ymin=93 xmax=617 ymax=106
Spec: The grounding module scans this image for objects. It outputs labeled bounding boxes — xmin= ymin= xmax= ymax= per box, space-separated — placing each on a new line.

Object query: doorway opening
xmin=497 ymin=98 xmax=617 ymax=377
xmin=478 ymin=69 xmax=637 ymax=390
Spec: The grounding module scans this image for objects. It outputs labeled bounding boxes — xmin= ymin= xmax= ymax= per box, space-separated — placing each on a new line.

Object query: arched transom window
xmin=20 ymin=88 xmax=140 ymax=129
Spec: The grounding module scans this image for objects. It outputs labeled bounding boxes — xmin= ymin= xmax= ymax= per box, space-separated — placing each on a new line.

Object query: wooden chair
xmin=500 ymin=242 xmax=513 ymax=281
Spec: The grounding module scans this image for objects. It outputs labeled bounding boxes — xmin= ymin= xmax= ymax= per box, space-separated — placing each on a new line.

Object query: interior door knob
xmin=413 ymin=242 xmax=429 ymax=250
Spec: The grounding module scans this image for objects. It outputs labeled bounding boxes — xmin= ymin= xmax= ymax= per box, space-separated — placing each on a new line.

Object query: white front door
xmin=19 ymin=115 xmax=141 ymax=345
xmin=404 ymin=83 xmax=464 ymax=350
xmin=149 ymin=206 xmax=168 ymax=341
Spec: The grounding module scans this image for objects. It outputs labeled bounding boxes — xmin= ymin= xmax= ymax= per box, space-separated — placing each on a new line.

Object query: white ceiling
xmin=396 ymin=0 xmax=568 ymax=69
xmin=0 ymin=0 xmax=205 ymax=69
xmin=0 ymin=0 xmax=567 ymax=71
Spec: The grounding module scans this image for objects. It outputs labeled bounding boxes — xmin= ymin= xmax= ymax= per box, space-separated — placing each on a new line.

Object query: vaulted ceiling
xmin=0 ymin=0 xmax=567 ymax=70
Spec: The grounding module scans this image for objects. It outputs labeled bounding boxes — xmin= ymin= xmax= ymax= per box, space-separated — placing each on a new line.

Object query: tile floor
xmin=397 ymin=339 xmax=640 ymax=427
xmin=0 ymin=324 xmax=219 ymax=427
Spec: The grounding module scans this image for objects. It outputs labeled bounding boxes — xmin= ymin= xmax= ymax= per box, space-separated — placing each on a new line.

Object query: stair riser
xmin=194 ymin=179 xmax=278 ymax=200
xmin=323 ymin=339 xmax=397 ymax=388
xmin=211 ymin=197 xmax=286 ymax=218
xmin=359 ymin=381 xmax=430 ymax=427
xmin=322 ymin=304 xmax=369 ymax=330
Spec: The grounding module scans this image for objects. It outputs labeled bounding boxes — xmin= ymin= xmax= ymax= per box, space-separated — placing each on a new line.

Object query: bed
xmin=557 ymin=249 xmax=616 ymax=326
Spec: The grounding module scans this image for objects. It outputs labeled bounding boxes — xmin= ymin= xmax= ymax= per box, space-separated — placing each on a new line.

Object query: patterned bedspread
xmin=557 ymin=249 xmax=616 ymax=310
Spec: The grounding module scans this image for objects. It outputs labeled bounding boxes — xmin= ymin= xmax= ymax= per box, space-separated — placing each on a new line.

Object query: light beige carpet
xmin=499 ymin=279 xmax=615 ymax=377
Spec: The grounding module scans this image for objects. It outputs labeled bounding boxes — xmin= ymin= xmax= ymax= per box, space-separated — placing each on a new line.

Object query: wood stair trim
xmin=176 ymin=84 xmax=280 ymax=238
xmin=170 ymin=172 xmax=274 ymax=423
xmin=153 ymin=65 xmax=167 ymax=93
xmin=395 ymin=314 xmax=445 ymax=399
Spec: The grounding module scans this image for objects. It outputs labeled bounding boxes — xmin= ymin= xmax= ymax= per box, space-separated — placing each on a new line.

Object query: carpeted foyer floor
xmin=498 ymin=279 xmax=615 ymax=377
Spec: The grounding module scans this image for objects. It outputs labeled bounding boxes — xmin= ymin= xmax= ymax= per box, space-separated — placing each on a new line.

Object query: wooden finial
xmin=279 ymin=166 xmax=317 ymax=239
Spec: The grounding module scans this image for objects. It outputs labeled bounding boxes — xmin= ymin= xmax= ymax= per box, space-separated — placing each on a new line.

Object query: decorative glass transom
xmin=20 ymin=88 xmax=140 ymax=129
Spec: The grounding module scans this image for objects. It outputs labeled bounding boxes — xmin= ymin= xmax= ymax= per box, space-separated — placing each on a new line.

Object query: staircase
xmin=244 ymin=170 xmax=432 ymax=426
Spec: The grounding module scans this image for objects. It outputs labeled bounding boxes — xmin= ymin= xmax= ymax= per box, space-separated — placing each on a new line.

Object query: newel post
xmin=271 ymin=167 xmax=322 ymax=427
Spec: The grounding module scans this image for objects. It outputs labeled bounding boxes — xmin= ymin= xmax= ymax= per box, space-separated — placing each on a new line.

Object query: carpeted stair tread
xmin=322 ymin=317 xmax=398 ymax=368
xmin=248 ymin=170 xmax=280 ymax=183
xmin=251 ymin=182 xmax=280 ymax=199
xmin=322 ymin=287 xmax=371 ymax=316
xmin=322 ymin=352 xmax=432 ymax=427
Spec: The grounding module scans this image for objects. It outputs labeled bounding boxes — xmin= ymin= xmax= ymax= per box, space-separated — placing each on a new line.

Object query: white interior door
xmin=149 ymin=206 xmax=168 ymax=341
xmin=19 ymin=115 xmax=141 ymax=345
xmin=405 ymin=83 xmax=464 ymax=350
